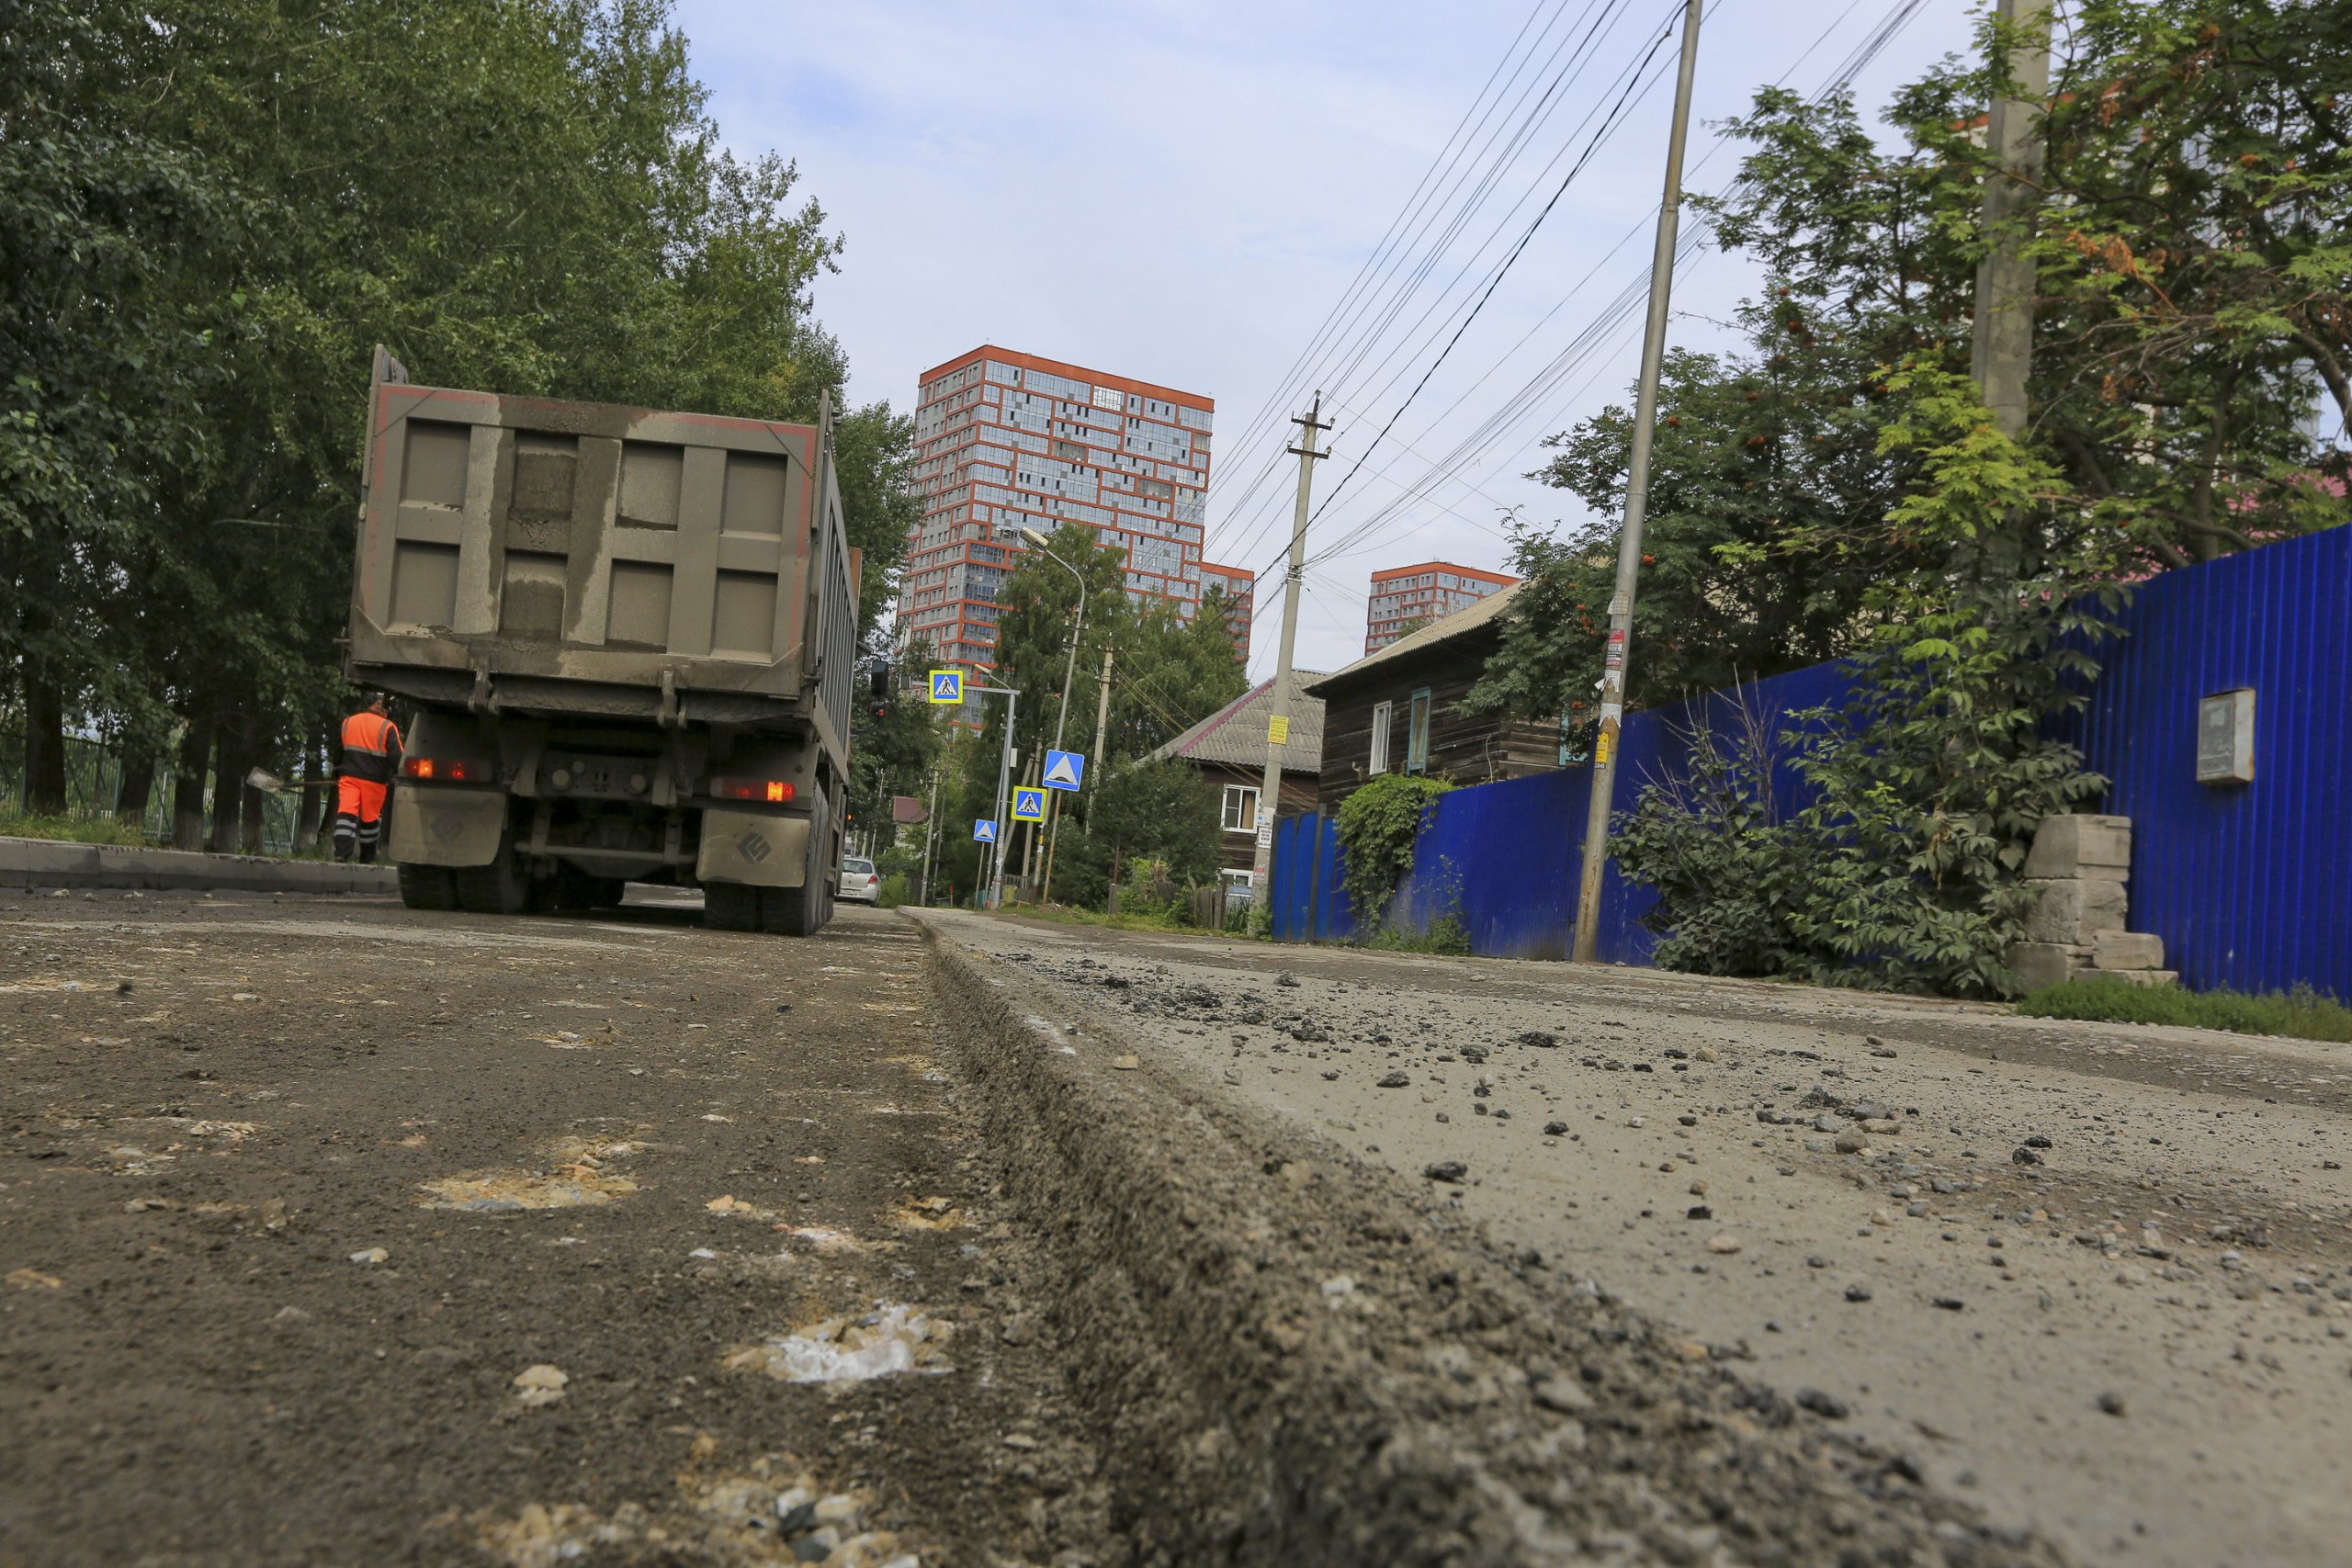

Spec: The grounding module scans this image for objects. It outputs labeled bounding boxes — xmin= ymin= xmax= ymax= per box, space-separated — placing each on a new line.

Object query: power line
xmin=1208 ymin=0 xmax=1652 ymax=569
xmin=1272 ymin=0 xmax=1930 ymax=597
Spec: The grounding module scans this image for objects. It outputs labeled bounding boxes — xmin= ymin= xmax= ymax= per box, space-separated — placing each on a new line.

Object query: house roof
xmin=1148 ymin=674 xmax=1326 ymax=774
xmin=1302 ymin=578 xmax=1526 ymax=697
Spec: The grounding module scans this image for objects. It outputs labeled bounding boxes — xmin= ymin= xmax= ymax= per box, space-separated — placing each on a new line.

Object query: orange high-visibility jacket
xmin=338 ymin=710 xmax=403 ymax=784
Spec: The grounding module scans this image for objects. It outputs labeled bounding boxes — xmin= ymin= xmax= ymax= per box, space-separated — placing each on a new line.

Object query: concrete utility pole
xmin=1250 ymin=395 xmax=1330 ymax=894
xmin=1569 ymin=0 xmax=1702 ymax=964
xmin=1970 ymin=0 xmax=2051 ymax=443
xmin=1041 ymin=641 xmax=1114 ymax=901
xmin=967 ymin=683 xmax=1016 ymax=910
xmin=919 ymin=767 xmax=942 ymax=906
xmin=1083 ymin=645 xmax=1114 ymax=836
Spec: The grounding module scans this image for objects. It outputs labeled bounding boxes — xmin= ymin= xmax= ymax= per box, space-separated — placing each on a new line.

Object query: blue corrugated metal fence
xmin=1272 ymin=526 xmax=2352 ymax=997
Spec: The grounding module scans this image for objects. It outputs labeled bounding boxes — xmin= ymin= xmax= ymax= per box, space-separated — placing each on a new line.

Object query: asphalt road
xmin=0 ymin=893 xmax=1102 ymax=1568
xmin=939 ymin=910 xmax=2352 ymax=1568
xmin=12 ymin=889 xmax=2345 ymax=1567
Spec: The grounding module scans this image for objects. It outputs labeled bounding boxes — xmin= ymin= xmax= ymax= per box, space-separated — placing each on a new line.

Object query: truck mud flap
xmin=385 ymin=784 xmax=506 ymax=868
xmin=696 ymin=808 xmax=810 ymax=889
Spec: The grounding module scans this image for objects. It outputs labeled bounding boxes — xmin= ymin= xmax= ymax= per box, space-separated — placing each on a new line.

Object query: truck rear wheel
xmin=759 ymin=885 xmax=822 ymax=937
xmin=397 ymin=863 xmax=458 ymax=911
xmin=454 ymin=836 xmax=532 ymax=916
xmin=703 ymin=883 xmax=761 ymax=931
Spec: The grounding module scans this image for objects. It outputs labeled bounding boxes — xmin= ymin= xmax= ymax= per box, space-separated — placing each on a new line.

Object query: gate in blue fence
xmin=1271 ymin=525 xmax=2352 ymax=998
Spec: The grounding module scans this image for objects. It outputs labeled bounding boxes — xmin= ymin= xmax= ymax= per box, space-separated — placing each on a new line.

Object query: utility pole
xmin=967 ymin=683 xmax=1015 ymax=910
xmin=1250 ymin=394 xmax=1330 ymax=895
xmin=1082 ymin=645 xmax=1114 ymax=836
xmin=1971 ymin=0 xmax=2050 ymax=444
xmin=1043 ymin=643 xmax=1114 ymax=901
xmin=1569 ymin=0 xmax=1702 ymax=964
xmin=919 ymin=767 xmax=942 ymax=906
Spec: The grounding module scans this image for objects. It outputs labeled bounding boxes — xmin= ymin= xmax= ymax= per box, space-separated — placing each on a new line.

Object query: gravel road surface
xmin=933 ymin=910 xmax=2352 ymax=1568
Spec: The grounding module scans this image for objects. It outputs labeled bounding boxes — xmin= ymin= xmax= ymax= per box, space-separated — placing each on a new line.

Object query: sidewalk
xmin=0 ymin=835 xmax=398 ymax=896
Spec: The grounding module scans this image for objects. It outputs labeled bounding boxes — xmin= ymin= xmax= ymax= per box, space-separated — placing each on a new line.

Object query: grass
xmin=992 ymin=902 xmax=1227 ymax=937
xmin=0 ymin=811 xmax=150 ymax=846
xmin=2018 ymin=973 xmax=2352 ymax=1043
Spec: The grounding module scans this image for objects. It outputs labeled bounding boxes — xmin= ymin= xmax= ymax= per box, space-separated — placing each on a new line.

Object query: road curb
xmin=909 ymin=911 xmax=2058 ymax=1568
xmin=0 ymin=836 xmax=399 ymax=896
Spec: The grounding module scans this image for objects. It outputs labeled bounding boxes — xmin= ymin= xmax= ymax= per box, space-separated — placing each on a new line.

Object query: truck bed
xmin=346 ymin=370 xmax=854 ymax=753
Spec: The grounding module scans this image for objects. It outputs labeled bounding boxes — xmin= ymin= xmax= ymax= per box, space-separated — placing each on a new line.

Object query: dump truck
xmin=344 ymin=351 xmax=856 ymax=934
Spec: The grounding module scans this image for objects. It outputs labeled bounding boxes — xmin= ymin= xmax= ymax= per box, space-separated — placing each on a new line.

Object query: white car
xmin=836 ymin=856 xmax=881 ymax=905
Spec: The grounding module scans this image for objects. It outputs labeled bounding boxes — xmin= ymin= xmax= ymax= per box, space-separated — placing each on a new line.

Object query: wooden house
xmin=1300 ymin=581 xmax=1563 ymax=816
xmin=1148 ymin=675 xmax=1325 ymax=875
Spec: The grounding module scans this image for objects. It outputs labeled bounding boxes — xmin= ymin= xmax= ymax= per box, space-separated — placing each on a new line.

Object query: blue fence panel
xmin=1395 ymin=770 xmax=1585 ymax=959
xmin=2063 ymin=526 xmax=2352 ymax=997
xmin=1312 ymin=814 xmax=1355 ymax=942
xmin=1269 ymin=527 xmax=2350 ymax=994
xmin=1269 ymin=814 xmax=1309 ymax=942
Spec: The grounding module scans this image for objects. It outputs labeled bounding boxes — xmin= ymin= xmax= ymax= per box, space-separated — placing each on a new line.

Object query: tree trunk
xmin=211 ymin=712 xmax=266 ymax=854
xmin=20 ymin=665 xmax=68 ymax=815
xmin=173 ymin=718 xmax=212 ymax=850
xmin=115 ymin=750 xmax=157 ymax=832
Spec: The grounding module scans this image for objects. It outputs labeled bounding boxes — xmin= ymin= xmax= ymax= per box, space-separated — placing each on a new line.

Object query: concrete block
xmin=2005 ymin=942 xmax=2080 ymax=994
xmin=2091 ymin=930 xmax=2165 ymax=971
xmin=2023 ymin=813 xmax=2132 ymax=879
xmin=2024 ymin=876 xmax=2129 ymax=943
xmin=2110 ymin=969 xmax=2180 ymax=988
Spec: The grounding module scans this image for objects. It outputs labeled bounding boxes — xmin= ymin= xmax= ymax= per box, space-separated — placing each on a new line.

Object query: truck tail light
xmin=401 ymin=757 xmax=473 ymax=782
xmin=708 ymin=777 xmax=793 ymax=803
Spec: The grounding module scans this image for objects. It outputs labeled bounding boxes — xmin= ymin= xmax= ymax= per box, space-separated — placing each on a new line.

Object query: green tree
xmin=1048 ymin=757 xmax=1224 ymax=911
xmin=1 ymin=0 xmax=229 ymax=809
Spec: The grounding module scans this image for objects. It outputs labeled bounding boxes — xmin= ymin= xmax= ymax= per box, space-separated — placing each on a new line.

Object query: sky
xmin=671 ymin=0 xmax=1982 ymax=678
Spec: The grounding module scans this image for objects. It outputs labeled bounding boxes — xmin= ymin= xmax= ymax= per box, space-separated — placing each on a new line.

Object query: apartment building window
xmin=1221 ymin=784 xmax=1260 ymax=833
xmin=1369 ymin=700 xmax=1393 ymax=774
xmin=1406 ymin=689 xmax=1432 ymax=773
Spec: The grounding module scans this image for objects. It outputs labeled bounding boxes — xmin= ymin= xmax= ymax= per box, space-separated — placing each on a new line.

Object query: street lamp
xmin=1019 ymin=527 xmax=1086 ymax=903
xmin=1017 ymin=527 xmax=1085 ymax=761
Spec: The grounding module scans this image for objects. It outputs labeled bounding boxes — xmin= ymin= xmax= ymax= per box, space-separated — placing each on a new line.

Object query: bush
xmin=2018 ymin=975 xmax=2352 ymax=1043
xmin=876 ymin=873 xmax=909 ymax=908
xmin=1334 ymin=773 xmax=1452 ymax=930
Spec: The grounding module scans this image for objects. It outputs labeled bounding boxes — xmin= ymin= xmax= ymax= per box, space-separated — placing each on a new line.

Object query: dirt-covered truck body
xmin=345 ymin=355 xmax=856 ymax=933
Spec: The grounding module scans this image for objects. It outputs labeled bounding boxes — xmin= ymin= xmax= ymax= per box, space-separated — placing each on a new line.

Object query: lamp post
xmin=1019 ymin=527 xmax=1086 ymax=902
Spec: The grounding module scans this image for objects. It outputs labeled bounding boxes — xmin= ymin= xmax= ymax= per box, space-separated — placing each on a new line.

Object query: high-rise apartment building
xmin=1363 ymin=560 xmax=1519 ymax=653
xmin=897 ymin=346 xmax=1212 ymax=669
xmin=1198 ymin=560 xmax=1254 ymax=661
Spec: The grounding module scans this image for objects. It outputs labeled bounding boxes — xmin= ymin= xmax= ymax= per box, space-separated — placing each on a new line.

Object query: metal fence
xmin=1273 ymin=525 xmax=2352 ymax=998
xmin=0 ymin=726 xmax=315 ymax=856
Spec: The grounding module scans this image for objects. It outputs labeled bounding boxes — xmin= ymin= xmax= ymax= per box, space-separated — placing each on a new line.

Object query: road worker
xmin=333 ymin=694 xmax=403 ymax=863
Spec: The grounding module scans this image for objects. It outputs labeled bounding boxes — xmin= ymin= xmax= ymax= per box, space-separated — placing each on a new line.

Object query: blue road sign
xmin=1012 ymin=788 xmax=1046 ymax=823
xmin=972 ymin=818 xmax=996 ymax=843
xmin=928 ymin=670 xmax=963 ymax=704
xmin=1041 ymin=749 xmax=1085 ymax=791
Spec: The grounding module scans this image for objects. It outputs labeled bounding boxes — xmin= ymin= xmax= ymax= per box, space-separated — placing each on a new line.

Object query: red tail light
xmin=401 ymin=757 xmax=473 ymax=782
xmin=708 ymin=777 xmax=794 ymax=803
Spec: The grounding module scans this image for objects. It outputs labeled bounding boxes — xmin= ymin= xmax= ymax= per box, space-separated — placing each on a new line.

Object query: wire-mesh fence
xmin=0 ymin=723 xmax=318 ymax=856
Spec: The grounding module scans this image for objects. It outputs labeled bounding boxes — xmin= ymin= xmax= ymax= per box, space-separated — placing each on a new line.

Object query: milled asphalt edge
xmin=910 ymin=909 xmax=2072 ymax=1568
xmin=0 ymin=836 xmax=397 ymax=896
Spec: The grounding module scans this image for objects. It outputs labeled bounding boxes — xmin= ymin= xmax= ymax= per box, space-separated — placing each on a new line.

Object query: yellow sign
xmin=927 ymin=670 xmax=963 ymax=705
xmin=1594 ymin=730 xmax=1615 ymax=766
xmin=1266 ymin=715 xmax=1290 ymax=746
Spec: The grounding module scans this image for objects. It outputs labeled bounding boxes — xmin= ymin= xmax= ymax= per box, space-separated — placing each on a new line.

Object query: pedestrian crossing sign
xmin=928 ymin=670 xmax=963 ymax=704
xmin=972 ymin=818 xmax=996 ymax=842
xmin=1042 ymin=750 xmax=1085 ymax=791
xmin=1012 ymin=788 xmax=1046 ymax=823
